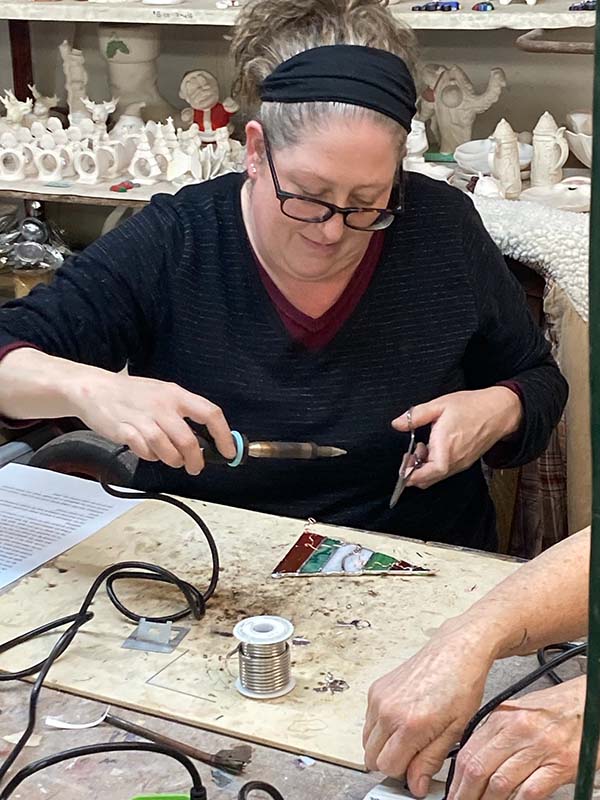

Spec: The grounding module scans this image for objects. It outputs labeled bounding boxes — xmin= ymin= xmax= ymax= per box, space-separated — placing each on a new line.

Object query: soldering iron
xmin=192 ymin=424 xmax=347 ymax=466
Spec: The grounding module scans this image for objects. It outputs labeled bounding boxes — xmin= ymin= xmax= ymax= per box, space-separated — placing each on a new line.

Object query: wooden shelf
xmin=0 ymin=178 xmax=178 ymax=207
xmin=0 ymin=0 xmax=595 ymax=30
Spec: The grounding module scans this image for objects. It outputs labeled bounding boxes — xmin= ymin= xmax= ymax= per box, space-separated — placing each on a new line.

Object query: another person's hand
xmin=72 ymin=370 xmax=236 ymax=475
xmin=363 ymin=621 xmax=497 ymax=796
xmin=449 ymin=675 xmax=590 ymax=800
xmin=393 ymin=387 xmax=522 ymax=489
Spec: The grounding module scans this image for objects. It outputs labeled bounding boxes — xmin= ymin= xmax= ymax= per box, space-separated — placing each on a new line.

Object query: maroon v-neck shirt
xmin=255 ymin=231 xmax=385 ymax=350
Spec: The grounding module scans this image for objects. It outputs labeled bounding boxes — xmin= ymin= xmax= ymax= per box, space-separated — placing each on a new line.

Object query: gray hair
xmin=230 ymin=0 xmax=419 ymax=153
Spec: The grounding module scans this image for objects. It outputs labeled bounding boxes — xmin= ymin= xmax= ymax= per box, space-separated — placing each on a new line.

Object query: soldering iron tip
xmin=320 ymin=446 xmax=347 ymax=458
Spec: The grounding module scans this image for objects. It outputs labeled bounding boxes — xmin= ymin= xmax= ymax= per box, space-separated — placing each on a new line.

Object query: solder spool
xmin=233 ymin=615 xmax=295 ymax=699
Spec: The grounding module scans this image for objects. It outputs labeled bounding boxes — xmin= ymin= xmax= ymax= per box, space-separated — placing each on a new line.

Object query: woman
xmin=0 ymin=0 xmax=566 ymax=550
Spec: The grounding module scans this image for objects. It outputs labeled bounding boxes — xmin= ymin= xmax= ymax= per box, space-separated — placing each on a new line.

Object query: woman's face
xmin=244 ymin=117 xmax=400 ymax=284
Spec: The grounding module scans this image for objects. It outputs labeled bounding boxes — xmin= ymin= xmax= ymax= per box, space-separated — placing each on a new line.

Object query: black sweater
xmin=0 ymin=172 xmax=567 ymax=550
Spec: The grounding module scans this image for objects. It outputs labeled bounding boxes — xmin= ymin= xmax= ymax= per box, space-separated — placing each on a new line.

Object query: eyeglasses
xmin=262 ymin=133 xmax=403 ymax=232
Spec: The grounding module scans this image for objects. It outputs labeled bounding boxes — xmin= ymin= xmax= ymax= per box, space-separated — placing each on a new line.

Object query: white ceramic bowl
xmin=566 ymin=130 xmax=592 ymax=168
xmin=566 ymin=111 xmax=592 ymax=136
xmin=454 ymin=138 xmax=533 ymax=175
xmin=520 ymin=177 xmax=591 ymax=214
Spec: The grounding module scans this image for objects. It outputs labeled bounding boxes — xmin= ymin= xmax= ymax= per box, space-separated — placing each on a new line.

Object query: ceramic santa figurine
xmin=178 ymin=70 xmax=238 ymax=143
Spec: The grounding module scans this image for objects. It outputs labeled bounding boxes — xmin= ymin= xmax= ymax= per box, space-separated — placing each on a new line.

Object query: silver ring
xmin=406 ymin=407 xmax=414 ymax=430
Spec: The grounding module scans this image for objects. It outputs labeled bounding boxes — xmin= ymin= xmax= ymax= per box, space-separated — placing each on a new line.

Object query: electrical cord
xmin=237 ymin=781 xmax=286 ymax=799
xmin=536 ymin=641 xmax=586 ymax=685
xmin=0 ymin=742 xmax=208 ymax=800
xmin=443 ymin=642 xmax=588 ymax=798
xmin=0 ymin=447 xmax=284 ymax=799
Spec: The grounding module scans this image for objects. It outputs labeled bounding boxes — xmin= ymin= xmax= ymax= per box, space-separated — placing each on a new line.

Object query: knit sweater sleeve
xmin=0 ymin=193 xmax=185 ymax=371
xmin=460 ymin=195 xmax=568 ymax=469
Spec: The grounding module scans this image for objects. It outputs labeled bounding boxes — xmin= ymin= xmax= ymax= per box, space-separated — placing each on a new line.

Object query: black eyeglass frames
xmin=262 ymin=134 xmax=402 ymax=232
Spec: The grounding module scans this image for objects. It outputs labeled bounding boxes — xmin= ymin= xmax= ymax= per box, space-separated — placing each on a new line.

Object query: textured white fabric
xmin=472 ymin=196 xmax=589 ymax=322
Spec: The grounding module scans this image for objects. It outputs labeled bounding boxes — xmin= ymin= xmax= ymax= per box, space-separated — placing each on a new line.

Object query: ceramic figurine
xmin=403 ymin=118 xmax=454 ymax=181
xmin=405 ymin=118 xmax=429 ymax=162
xmin=490 ymin=118 xmax=521 ymax=199
xmin=0 ymin=92 xmax=34 ymax=132
xmin=27 ymin=85 xmax=60 ymax=128
xmin=0 ymin=132 xmax=27 ymax=181
xmin=163 ymin=116 xmax=179 ymax=149
xmin=473 ymin=174 xmax=506 ymax=199
xmin=419 ymin=64 xmax=507 ymax=154
xmin=530 ymin=111 xmax=569 ymax=187
xmin=34 ymin=147 xmax=64 ymax=184
xmin=110 ymin=102 xmax=146 ymax=140
xmin=98 ymin=24 xmax=176 ymax=123
xmin=73 ymin=144 xmax=111 ymax=184
xmin=82 ymin=97 xmax=119 ymax=136
xmin=59 ymin=41 xmax=89 ymax=124
xmin=178 ymin=70 xmax=239 ymax=142
xmin=214 ymin=126 xmax=246 ymax=171
xmin=151 ymin=122 xmax=172 ymax=173
xmin=129 ymin=130 xmax=162 ymax=184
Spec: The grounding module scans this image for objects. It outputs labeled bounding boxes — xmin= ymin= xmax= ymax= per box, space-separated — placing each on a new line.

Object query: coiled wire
xmin=238 ymin=640 xmax=292 ymax=695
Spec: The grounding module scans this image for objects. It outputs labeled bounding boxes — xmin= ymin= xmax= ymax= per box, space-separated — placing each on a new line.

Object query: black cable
xmin=0 ymin=742 xmax=207 ymax=800
xmin=0 ymin=611 xmax=93 ymax=782
xmin=238 ymin=781 xmax=286 ymax=800
xmin=0 ymin=447 xmax=219 ymax=775
xmin=0 ymin=448 xmax=285 ymax=800
xmin=443 ymin=642 xmax=588 ymax=798
xmin=536 ymin=641 xmax=585 ymax=685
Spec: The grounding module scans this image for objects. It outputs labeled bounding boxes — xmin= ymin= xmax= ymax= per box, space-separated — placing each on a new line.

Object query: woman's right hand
xmin=72 ymin=370 xmax=236 ymax=475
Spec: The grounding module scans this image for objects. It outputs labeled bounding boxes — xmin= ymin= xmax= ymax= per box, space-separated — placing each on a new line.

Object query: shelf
xmin=0 ymin=177 xmax=177 ymax=207
xmin=0 ymin=0 xmax=595 ymax=30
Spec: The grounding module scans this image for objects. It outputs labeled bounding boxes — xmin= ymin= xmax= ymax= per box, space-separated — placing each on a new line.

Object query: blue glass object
xmin=472 ymin=1 xmax=494 ymax=9
xmin=413 ymin=1 xmax=461 ymax=8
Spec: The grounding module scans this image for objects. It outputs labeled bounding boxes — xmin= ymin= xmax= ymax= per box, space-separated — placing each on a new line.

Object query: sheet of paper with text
xmin=0 ymin=463 xmax=139 ymax=591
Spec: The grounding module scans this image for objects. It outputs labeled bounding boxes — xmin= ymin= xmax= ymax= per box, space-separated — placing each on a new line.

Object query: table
xmin=0 ymin=655 xmax=582 ymax=799
xmin=0 ymin=495 xmax=586 ymax=799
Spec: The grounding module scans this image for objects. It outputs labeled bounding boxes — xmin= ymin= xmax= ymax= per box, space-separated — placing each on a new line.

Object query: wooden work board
xmin=0 ymin=498 xmax=520 ymax=770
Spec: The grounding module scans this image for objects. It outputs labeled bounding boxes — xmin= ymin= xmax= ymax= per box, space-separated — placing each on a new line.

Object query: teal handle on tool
xmin=193 ymin=425 xmax=247 ymax=467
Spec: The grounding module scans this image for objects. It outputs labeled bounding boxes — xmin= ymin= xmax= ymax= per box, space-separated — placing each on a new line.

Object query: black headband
xmin=260 ymin=44 xmax=416 ymax=132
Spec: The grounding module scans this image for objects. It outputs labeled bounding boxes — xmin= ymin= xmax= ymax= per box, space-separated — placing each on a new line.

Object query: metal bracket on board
xmin=122 ymin=618 xmax=190 ymax=654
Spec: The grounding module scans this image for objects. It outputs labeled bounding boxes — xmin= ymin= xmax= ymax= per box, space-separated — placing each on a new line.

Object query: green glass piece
xmin=364 ymin=552 xmax=397 ymax=572
xmin=424 ymin=150 xmax=456 ymax=163
xmin=299 ymin=537 xmax=342 ymax=573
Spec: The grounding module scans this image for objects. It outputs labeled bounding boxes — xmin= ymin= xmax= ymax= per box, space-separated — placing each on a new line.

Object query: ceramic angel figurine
xmin=490 ymin=118 xmax=521 ymax=200
xmin=419 ymin=64 xmax=507 ymax=154
xmin=178 ymin=70 xmax=239 ymax=143
xmin=530 ymin=111 xmax=569 ymax=188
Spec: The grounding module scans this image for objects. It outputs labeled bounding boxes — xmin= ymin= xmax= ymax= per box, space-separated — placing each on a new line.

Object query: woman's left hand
xmin=393 ymin=387 xmax=522 ymax=490
xmin=448 ymin=676 xmax=589 ymax=800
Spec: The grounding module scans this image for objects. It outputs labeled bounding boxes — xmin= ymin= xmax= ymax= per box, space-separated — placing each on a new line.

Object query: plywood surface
xmin=0 ymin=499 xmax=520 ymax=770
